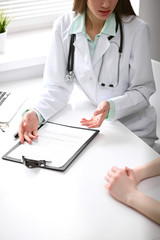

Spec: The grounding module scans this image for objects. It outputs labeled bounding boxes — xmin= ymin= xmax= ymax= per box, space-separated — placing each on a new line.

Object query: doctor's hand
xmin=80 ymin=101 xmax=110 ymax=128
xmin=18 ymin=110 xmax=39 ymax=144
xmin=104 ymin=166 xmax=137 ymax=205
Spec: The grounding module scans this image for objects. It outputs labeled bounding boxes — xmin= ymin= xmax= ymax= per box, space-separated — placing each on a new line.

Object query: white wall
xmin=139 ymin=0 xmax=160 ymax=62
xmin=130 ymin=0 xmax=140 ymax=15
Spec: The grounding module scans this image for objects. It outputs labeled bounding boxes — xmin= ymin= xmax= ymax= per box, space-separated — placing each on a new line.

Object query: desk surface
xmin=0 ymin=78 xmax=160 ymax=240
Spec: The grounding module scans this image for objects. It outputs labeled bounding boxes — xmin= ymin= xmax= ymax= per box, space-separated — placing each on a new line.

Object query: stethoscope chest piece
xmin=99 ymin=83 xmax=114 ymax=88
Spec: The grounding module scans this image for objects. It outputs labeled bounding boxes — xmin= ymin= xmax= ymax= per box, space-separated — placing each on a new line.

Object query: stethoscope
xmin=66 ymin=13 xmax=123 ymax=88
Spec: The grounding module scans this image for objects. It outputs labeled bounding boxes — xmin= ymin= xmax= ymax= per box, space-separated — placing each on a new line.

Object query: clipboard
xmin=2 ymin=122 xmax=99 ymax=171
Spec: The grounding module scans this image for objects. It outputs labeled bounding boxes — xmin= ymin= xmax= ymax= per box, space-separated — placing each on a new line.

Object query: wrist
xmin=133 ymin=166 xmax=146 ymax=184
xmin=125 ymin=189 xmax=140 ymax=207
xmin=106 ymin=101 xmax=110 ymax=110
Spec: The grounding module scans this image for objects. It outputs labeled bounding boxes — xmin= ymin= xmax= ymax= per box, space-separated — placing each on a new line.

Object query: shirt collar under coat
xmin=70 ymin=12 xmax=116 ymax=37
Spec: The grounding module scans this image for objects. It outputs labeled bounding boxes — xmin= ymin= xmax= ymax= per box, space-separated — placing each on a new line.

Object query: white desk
xmin=0 ymin=78 xmax=160 ymax=240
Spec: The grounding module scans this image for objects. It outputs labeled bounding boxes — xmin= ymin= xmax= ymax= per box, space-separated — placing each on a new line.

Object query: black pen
xmin=14 ymin=131 xmax=19 ymax=139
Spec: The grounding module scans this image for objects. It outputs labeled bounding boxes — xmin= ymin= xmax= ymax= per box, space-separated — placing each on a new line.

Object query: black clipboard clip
xmin=22 ymin=156 xmax=51 ymax=168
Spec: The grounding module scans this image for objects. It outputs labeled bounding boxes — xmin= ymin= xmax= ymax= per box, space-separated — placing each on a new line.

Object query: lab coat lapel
xmin=74 ymin=34 xmax=92 ymax=68
xmin=92 ymin=35 xmax=110 ymax=67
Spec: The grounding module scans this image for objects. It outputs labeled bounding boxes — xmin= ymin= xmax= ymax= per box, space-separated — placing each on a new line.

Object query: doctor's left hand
xmin=80 ymin=101 xmax=110 ymax=128
xmin=18 ymin=110 xmax=39 ymax=144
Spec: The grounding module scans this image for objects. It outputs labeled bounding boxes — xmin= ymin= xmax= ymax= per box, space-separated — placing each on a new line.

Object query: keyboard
xmin=0 ymin=91 xmax=11 ymax=106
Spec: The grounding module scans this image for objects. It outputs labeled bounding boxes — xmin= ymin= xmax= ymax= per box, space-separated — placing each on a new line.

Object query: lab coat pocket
xmin=99 ymin=42 xmax=120 ymax=88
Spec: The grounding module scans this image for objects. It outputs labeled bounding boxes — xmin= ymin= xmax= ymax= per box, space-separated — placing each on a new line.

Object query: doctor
xmin=19 ymin=0 xmax=158 ymax=147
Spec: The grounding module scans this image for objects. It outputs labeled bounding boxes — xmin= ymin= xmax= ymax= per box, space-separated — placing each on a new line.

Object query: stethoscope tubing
xmin=66 ymin=13 xmax=123 ymax=87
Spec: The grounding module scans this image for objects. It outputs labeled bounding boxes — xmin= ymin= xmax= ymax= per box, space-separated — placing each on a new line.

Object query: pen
xmin=14 ymin=131 xmax=19 ymax=139
xmin=0 ymin=128 xmax=5 ymax=132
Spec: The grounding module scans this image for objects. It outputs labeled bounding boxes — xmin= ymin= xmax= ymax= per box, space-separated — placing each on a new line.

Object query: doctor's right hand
xmin=18 ymin=110 xmax=39 ymax=144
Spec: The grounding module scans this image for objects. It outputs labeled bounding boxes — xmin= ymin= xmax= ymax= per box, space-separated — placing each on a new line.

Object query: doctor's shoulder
xmin=52 ymin=11 xmax=76 ymax=32
xmin=122 ymin=15 xmax=150 ymax=40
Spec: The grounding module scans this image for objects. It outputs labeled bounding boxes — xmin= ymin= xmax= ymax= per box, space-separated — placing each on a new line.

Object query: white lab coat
xmin=34 ymin=12 xmax=158 ymax=146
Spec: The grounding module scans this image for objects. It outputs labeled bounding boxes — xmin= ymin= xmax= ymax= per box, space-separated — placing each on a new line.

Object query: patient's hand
xmin=105 ymin=166 xmax=137 ymax=205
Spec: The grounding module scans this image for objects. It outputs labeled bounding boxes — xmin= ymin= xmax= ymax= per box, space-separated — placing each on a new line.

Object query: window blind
xmin=0 ymin=0 xmax=73 ymax=32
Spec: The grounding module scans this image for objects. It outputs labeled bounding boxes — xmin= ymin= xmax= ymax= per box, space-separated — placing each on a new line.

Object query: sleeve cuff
xmin=33 ymin=108 xmax=45 ymax=126
xmin=105 ymin=100 xmax=116 ymax=120
xmin=22 ymin=109 xmax=45 ymax=126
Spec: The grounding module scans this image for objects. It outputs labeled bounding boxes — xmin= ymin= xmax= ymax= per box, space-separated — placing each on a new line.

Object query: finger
xmin=24 ymin=133 xmax=32 ymax=144
xmin=32 ymin=130 xmax=38 ymax=138
xmin=27 ymin=132 xmax=38 ymax=140
xmin=104 ymin=183 xmax=110 ymax=190
xmin=80 ymin=118 xmax=93 ymax=124
xmin=125 ymin=166 xmax=132 ymax=172
xmin=19 ymin=120 xmax=28 ymax=144
xmin=81 ymin=114 xmax=105 ymax=128
xmin=125 ymin=166 xmax=133 ymax=175
xmin=19 ymin=121 xmax=25 ymax=144
xmin=107 ymin=170 xmax=115 ymax=178
xmin=80 ymin=118 xmax=88 ymax=122
xmin=81 ymin=119 xmax=98 ymax=127
xmin=111 ymin=166 xmax=119 ymax=173
xmin=125 ymin=167 xmax=135 ymax=180
xmin=80 ymin=120 xmax=93 ymax=125
xmin=104 ymin=175 xmax=111 ymax=183
xmin=125 ymin=166 xmax=129 ymax=176
xmin=23 ymin=121 xmax=27 ymax=127
xmin=80 ymin=117 xmax=94 ymax=122
xmin=81 ymin=121 xmax=93 ymax=127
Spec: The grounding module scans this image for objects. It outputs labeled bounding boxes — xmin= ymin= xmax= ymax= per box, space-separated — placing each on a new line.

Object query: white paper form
xmin=8 ymin=123 xmax=95 ymax=168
